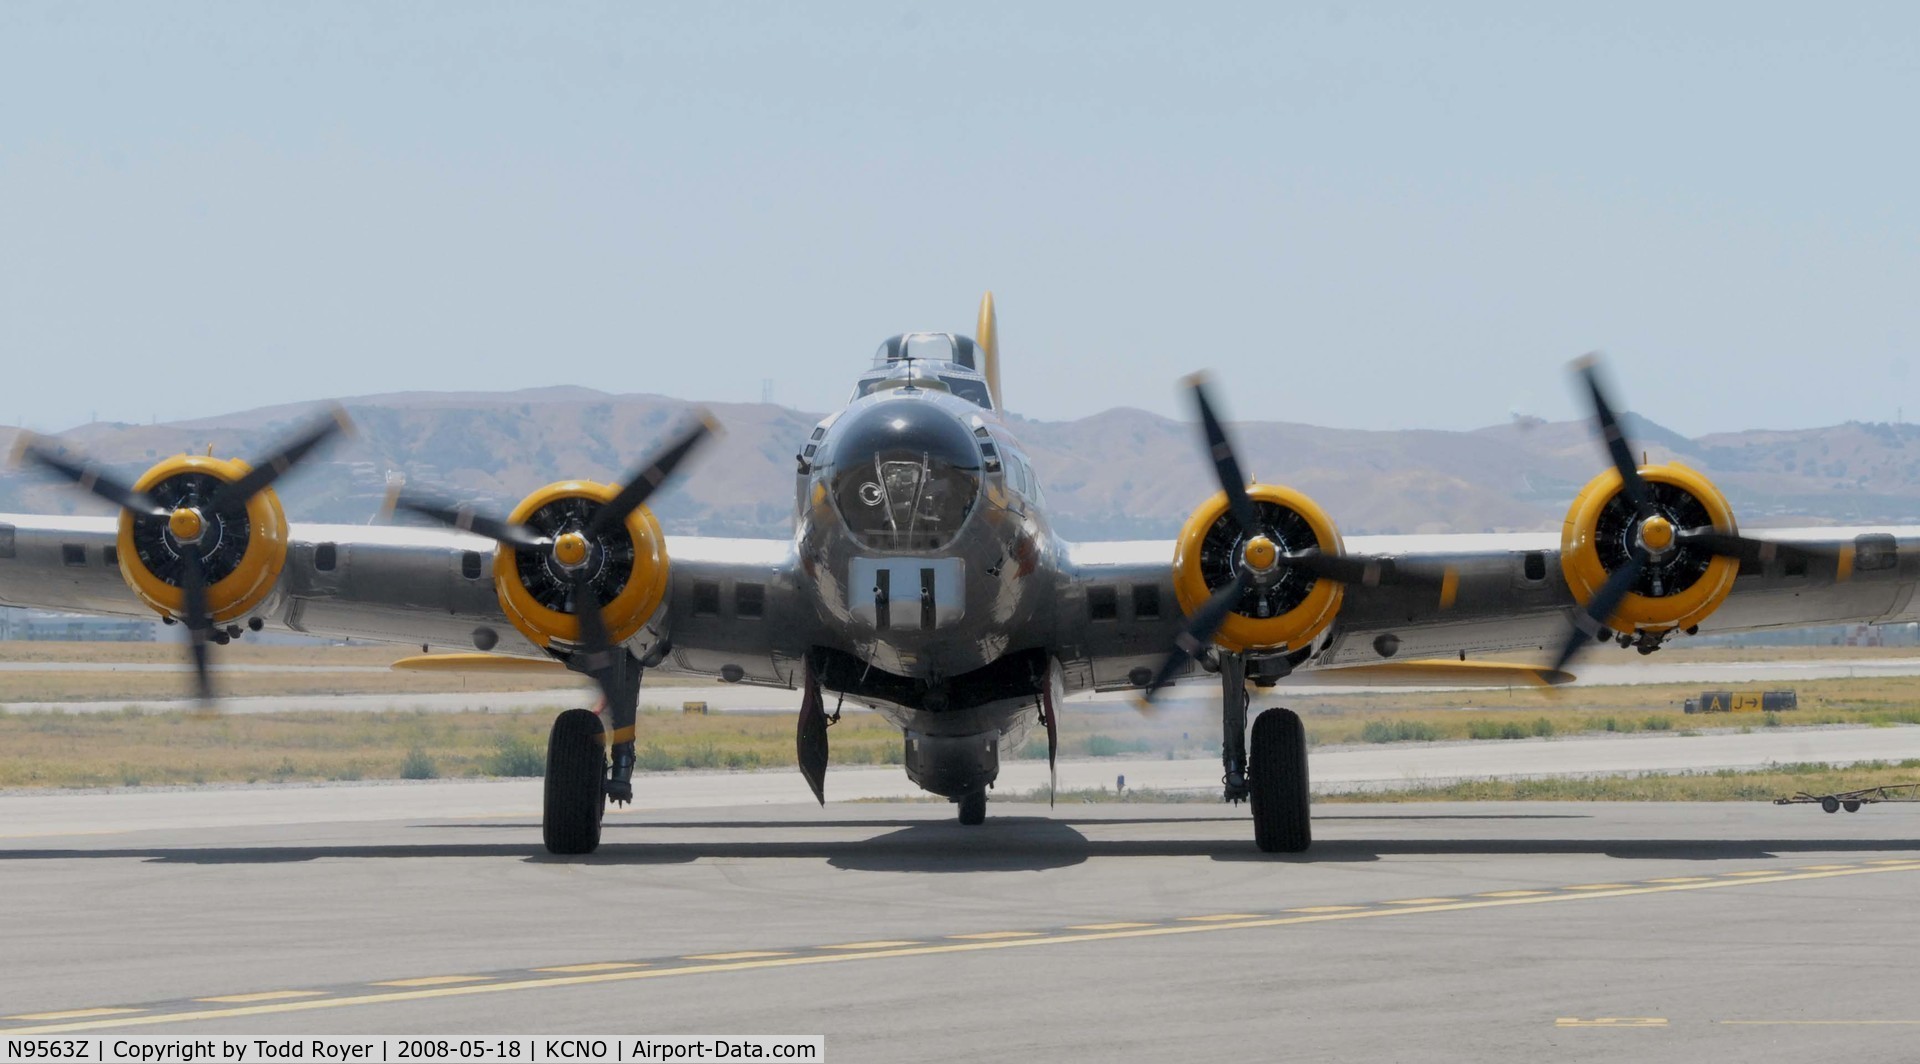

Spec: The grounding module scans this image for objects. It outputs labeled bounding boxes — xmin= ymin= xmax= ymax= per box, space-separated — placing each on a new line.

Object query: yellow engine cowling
xmin=494 ymin=480 xmax=671 ymax=650
xmin=1560 ymin=462 xmax=1739 ymax=634
xmin=116 ymin=455 xmax=290 ymax=624
xmin=1172 ymin=483 xmax=1345 ymax=653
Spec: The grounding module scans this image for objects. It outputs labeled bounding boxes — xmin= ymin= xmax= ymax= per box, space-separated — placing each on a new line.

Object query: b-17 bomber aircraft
xmin=4 ymin=294 xmax=1917 ymax=854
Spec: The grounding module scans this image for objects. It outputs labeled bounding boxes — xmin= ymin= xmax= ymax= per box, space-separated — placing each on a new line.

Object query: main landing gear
xmin=544 ymin=708 xmax=607 ymax=854
xmin=1249 ymin=707 xmax=1310 ymax=853
xmin=1218 ymin=651 xmax=1311 ymax=853
xmin=544 ymin=647 xmax=645 ymax=856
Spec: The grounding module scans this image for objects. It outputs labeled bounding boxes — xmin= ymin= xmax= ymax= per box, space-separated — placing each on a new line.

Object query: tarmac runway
xmin=4 ymin=758 xmax=1920 ymax=1061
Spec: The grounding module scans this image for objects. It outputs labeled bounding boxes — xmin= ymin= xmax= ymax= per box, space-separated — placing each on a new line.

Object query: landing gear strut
xmin=1219 ymin=652 xmax=1250 ymax=802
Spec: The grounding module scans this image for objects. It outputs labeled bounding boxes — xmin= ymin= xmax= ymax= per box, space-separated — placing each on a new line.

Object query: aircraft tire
xmin=1250 ymin=707 xmax=1311 ymax=853
xmin=544 ymin=708 xmax=607 ymax=855
xmin=957 ymin=788 xmax=987 ymax=826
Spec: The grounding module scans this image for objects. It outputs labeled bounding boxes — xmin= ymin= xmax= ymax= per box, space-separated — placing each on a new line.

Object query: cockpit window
xmin=939 ymin=376 xmax=992 ymax=409
xmin=849 ymin=367 xmax=993 ymax=410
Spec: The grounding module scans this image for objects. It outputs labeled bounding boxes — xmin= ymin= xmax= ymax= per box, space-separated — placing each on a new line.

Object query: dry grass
xmin=0 ymin=707 xmax=907 ymax=789
xmin=1321 ymin=760 xmax=1920 ymax=803
xmin=6 ymin=642 xmax=1920 ymax=791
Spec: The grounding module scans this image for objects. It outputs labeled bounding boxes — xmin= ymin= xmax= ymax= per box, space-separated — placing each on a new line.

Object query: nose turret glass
xmin=829 ymin=401 xmax=981 ymax=551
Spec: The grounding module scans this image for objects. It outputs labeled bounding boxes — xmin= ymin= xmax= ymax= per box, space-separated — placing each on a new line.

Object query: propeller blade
xmin=567 ymin=568 xmax=623 ymax=707
xmin=391 ymin=496 xmax=550 ymax=551
xmin=1573 ymin=354 xmax=1657 ymax=520
xmin=1143 ymin=574 xmax=1246 ymax=702
xmin=179 ymin=547 xmax=215 ymax=706
xmin=1276 ymin=549 xmax=1451 ymax=588
xmin=1550 ymin=546 xmax=1648 ymax=675
xmin=585 ymin=414 xmax=719 ymax=539
xmin=12 ymin=435 xmax=169 ymax=519
xmin=210 ymin=406 xmax=355 ymax=509
xmin=1187 ymin=375 xmax=1260 ymax=535
xmin=1675 ymin=529 xmax=1834 ymax=566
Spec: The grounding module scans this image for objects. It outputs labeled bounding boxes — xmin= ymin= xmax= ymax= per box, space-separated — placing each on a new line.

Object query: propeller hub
xmin=168 ymin=506 xmax=207 ymax=545
xmin=553 ymin=531 xmax=591 ymax=570
xmin=1242 ymin=535 xmax=1279 ymax=573
xmin=1637 ymin=514 xmax=1676 ymax=553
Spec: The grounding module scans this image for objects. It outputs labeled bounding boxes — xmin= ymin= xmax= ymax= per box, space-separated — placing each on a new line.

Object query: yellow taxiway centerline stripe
xmin=946 ymin=931 xmax=1041 ymax=940
xmin=1645 ymin=876 xmax=1714 ymax=883
xmin=1477 ymin=890 xmax=1549 ymax=898
xmin=1563 ymin=884 xmax=1633 ymax=890
xmin=682 ymin=951 xmax=791 ymax=961
xmin=1285 ymin=905 xmax=1366 ymax=913
xmin=194 ymin=991 xmax=326 ymax=1004
xmin=1178 ymin=914 xmax=1264 ymax=922
xmin=1385 ymin=898 xmax=1458 ymax=905
xmin=820 ymin=940 xmax=921 ymax=950
xmin=8 ymin=861 xmax=1920 ymax=1036
xmin=531 ymin=962 xmax=648 ymax=973
xmin=1066 ymin=922 xmax=1155 ymax=930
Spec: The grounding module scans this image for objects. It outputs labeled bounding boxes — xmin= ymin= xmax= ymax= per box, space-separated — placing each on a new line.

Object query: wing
xmin=1060 ymin=526 xmax=1920 ymax=691
xmin=0 ymin=513 xmax=803 ymax=687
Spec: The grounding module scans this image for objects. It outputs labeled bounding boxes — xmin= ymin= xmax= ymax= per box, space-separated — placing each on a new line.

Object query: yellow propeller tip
xmin=1181 ymin=371 xmax=1213 ymax=390
xmin=1569 ymin=351 xmax=1603 ymax=373
xmin=7 ymin=430 xmax=39 ymax=466
xmin=696 ymin=409 xmax=725 ymax=436
xmin=327 ymin=403 xmax=359 ymax=439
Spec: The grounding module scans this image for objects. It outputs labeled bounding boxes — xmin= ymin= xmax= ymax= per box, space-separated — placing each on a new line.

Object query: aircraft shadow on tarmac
xmin=3 ymin=817 xmax=1916 ymax=871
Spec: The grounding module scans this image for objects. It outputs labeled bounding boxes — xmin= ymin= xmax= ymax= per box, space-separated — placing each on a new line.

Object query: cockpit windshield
xmin=851 ymin=361 xmax=994 ymax=410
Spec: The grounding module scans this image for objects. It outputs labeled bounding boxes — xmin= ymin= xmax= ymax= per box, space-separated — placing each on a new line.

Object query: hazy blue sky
xmin=3 ymin=3 xmax=1916 ymax=435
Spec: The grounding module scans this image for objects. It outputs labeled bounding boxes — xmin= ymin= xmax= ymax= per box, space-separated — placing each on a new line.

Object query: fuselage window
xmin=693 ymin=580 xmax=722 ymax=616
xmin=735 ymin=582 xmax=766 ymax=619
xmin=314 ymin=543 xmax=337 ymax=572
xmin=1132 ymin=584 xmax=1161 ymax=620
xmin=1855 ymin=533 xmax=1898 ymax=572
xmin=1522 ymin=552 xmax=1546 ymax=581
xmin=0 ymin=524 xmax=13 ymax=559
xmin=1088 ymin=585 xmax=1118 ymax=621
xmin=103 ymin=545 xmax=118 ymax=568
xmin=460 ymin=551 xmax=484 ymax=579
xmin=61 ymin=544 xmax=86 ymax=567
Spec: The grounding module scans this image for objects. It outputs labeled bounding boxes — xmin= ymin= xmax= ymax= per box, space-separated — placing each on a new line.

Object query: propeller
xmin=1139 ymin=377 xmax=1450 ymax=703
xmin=390 ymin=413 xmax=716 ymax=706
xmin=1551 ymin=356 xmax=1838 ymax=674
xmin=12 ymin=405 xmax=354 ymax=705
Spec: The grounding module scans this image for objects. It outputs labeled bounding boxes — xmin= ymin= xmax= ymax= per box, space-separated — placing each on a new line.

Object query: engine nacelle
xmin=1172 ymin=483 xmax=1344 ymax=653
xmin=494 ymin=480 xmax=670 ymax=650
xmin=1560 ymin=462 xmax=1739 ymax=635
xmin=116 ymin=455 xmax=290 ymax=624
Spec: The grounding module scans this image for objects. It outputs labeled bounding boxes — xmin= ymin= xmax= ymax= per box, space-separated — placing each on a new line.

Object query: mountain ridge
xmin=7 ymin=390 xmax=1920 ymax=540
